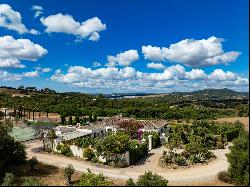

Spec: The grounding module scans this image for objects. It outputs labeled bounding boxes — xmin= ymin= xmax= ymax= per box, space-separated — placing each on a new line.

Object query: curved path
xmin=25 ymin=140 xmax=230 ymax=184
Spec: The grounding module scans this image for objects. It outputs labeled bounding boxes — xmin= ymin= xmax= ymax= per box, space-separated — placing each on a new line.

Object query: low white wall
xmin=70 ymin=145 xmax=83 ymax=158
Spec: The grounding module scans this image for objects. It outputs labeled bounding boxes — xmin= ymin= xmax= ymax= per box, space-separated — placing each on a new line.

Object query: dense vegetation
xmin=77 ymin=169 xmax=113 ymax=186
xmin=159 ymin=120 xmax=245 ymax=167
xmin=126 ymin=172 xmax=168 ymax=186
xmin=57 ymin=131 xmax=148 ymax=167
xmin=219 ymin=131 xmax=249 ymax=186
xmin=0 ymin=87 xmax=248 ymax=123
xmin=0 ymin=120 xmax=26 ymax=181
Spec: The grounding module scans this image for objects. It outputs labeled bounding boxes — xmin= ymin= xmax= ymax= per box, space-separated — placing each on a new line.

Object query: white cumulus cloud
xmin=208 ymin=69 xmax=236 ymax=81
xmin=0 ymin=70 xmax=22 ymax=81
xmin=106 ymin=50 xmax=139 ymax=67
xmin=50 ymin=64 xmax=248 ymax=92
xmin=40 ymin=14 xmax=106 ymax=41
xmin=0 ymin=4 xmax=39 ymax=34
xmin=23 ymin=71 xmax=39 ymax=77
xmin=142 ymin=36 xmax=241 ymax=67
xmin=0 ymin=70 xmax=40 ymax=81
xmin=92 ymin=61 xmax=101 ymax=67
xmin=147 ymin=62 xmax=166 ymax=70
xmin=41 ymin=68 xmax=52 ymax=73
xmin=185 ymin=69 xmax=207 ymax=80
xmin=0 ymin=35 xmax=48 ymax=68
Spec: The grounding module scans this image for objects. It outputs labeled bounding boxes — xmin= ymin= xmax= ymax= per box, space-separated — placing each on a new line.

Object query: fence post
xmin=148 ymin=135 xmax=153 ymax=151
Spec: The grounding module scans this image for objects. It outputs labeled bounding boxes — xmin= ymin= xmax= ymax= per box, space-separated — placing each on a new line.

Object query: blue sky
xmin=0 ymin=0 xmax=249 ymax=93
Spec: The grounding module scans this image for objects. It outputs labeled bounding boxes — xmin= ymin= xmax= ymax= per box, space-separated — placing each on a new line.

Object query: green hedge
xmin=143 ymin=131 xmax=161 ymax=148
xmin=129 ymin=141 xmax=148 ymax=165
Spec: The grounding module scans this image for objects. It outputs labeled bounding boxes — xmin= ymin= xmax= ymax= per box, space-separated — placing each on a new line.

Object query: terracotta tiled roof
xmin=92 ymin=117 xmax=168 ymax=129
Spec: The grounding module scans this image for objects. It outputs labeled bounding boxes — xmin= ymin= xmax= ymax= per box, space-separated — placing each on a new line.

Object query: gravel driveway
xmin=25 ymin=140 xmax=230 ymax=184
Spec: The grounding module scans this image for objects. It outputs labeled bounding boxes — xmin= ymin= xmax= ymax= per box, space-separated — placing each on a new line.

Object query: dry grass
xmin=6 ymin=162 xmax=123 ymax=186
xmin=169 ymin=180 xmax=234 ymax=186
xmin=5 ymin=161 xmax=234 ymax=186
xmin=214 ymin=117 xmax=249 ymax=132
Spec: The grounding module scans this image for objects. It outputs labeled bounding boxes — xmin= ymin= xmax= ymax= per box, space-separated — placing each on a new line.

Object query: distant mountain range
xmin=104 ymin=88 xmax=249 ymax=99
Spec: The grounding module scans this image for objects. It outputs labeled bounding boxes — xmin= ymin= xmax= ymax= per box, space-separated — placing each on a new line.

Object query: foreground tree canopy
xmin=0 ymin=120 xmax=26 ymax=180
xmin=226 ymin=131 xmax=249 ymax=186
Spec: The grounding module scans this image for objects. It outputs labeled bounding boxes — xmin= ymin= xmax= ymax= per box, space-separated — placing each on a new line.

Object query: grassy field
xmin=169 ymin=117 xmax=249 ymax=132
xmin=214 ymin=117 xmax=249 ymax=132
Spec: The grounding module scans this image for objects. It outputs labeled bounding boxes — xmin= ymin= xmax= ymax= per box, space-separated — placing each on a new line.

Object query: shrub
xmin=217 ymin=171 xmax=231 ymax=183
xmin=174 ymin=155 xmax=188 ymax=166
xmin=217 ymin=142 xmax=224 ymax=149
xmin=189 ymin=154 xmax=200 ymax=164
xmin=77 ymin=169 xmax=113 ymax=186
xmin=91 ymin=156 xmax=99 ymax=163
xmin=95 ymin=132 xmax=130 ymax=156
xmin=64 ymin=164 xmax=74 ymax=186
xmin=158 ymin=150 xmax=175 ymax=167
xmin=107 ymin=156 xmax=128 ymax=168
xmin=56 ymin=144 xmax=73 ymax=157
xmin=184 ymin=142 xmax=214 ymax=161
xmin=126 ymin=178 xmax=136 ymax=186
xmin=22 ymin=177 xmax=44 ymax=186
xmin=76 ymin=136 xmax=94 ymax=148
xmin=1 ymin=173 xmax=15 ymax=186
xmin=136 ymin=171 xmax=168 ymax=186
xmin=115 ymin=158 xmax=128 ymax=168
xmin=129 ymin=141 xmax=148 ymax=165
xmin=83 ymin=147 xmax=95 ymax=160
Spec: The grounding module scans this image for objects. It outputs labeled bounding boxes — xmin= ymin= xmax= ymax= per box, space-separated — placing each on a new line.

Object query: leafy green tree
xmin=0 ymin=120 xmax=26 ymax=177
xmin=126 ymin=178 xmax=136 ymax=186
xmin=1 ymin=173 xmax=15 ymax=186
xmin=226 ymin=132 xmax=249 ymax=186
xmin=57 ymin=144 xmax=73 ymax=157
xmin=22 ymin=177 xmax=44 ymax=186
xmin=77 ymin=169 xmax=113 ymax=186
xmin=64 ymin=164 xmax=75 ymax=186
xmin=136 ymin=171 xmax=168 ymax=186
xmin=95 ymin=132 xmax=130 ymax=156
xmin=76 ymin=136 xmax=94 ymax=148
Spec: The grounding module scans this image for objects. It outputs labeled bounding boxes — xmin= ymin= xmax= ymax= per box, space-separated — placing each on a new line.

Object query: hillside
xmin=0 ymin=86 xmax=248 ymax=101
xmin=172 ymin=88 xmax=249 ymax=100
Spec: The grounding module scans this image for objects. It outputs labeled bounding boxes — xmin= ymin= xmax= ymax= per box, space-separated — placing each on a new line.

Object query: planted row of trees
xmin=0 ymin=90 xmax=244 ymax=123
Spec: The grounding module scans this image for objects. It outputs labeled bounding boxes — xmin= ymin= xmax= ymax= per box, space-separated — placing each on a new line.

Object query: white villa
xmin=54 ymin=116 xmax=169 ymax=144
xmin=47 ymin=116 xmax=170 ymax=164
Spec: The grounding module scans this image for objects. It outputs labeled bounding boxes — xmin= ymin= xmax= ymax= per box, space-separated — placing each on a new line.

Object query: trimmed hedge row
xmin=129 ymin=142 xmax=148 ymax=165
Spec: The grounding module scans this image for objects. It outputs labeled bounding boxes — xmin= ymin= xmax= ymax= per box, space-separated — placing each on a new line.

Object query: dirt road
xmin=25 ymin=140 xmax=230 ymax=184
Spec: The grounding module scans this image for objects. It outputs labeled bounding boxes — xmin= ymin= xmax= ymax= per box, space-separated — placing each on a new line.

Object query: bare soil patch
xmin=6 ymin=162 xmax=121 ymax=186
